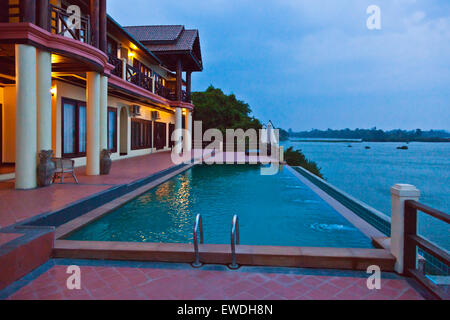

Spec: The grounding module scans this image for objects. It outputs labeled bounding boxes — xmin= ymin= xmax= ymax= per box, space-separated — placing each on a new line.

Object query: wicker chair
xmin=52 ymin=158 xmax=79 ymax=184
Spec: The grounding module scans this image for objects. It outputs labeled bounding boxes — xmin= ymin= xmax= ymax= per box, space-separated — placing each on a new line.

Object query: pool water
xmin=67 ymin=165 xmax=373 ymax=248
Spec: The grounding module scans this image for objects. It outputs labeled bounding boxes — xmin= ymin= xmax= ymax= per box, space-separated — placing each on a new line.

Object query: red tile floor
xmin=2 ymin=260 xmax=425 ymax=300
xmin=0 ymin=152 xmax=185 ymax=228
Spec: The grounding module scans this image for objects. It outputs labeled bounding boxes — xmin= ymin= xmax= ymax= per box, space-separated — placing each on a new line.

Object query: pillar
xmin=37 ymin=49 xmax=52 ymax=151
xmin=184 ymin=109 xmax=192 ymax=153
xmin=186 ymin=71 xmax=192 ymax=102
xmin=20 ymin=0 xmax=36 ymax=23
xmin=390 ymin=184 xmax=420 ymax=274
xmin=176 ymin=59 xmax=182 ymax=101
xmin=15 ymin=44 xmax=37 ymax=189
xmin=37 ymin=0 xmax=49 ymax=31
xmin=99 ymin=0 xmax=107 ymax=53
xmin=86 ymin=72 xmax=100 ymax=175
xmin=89 ymin=0 xmax=100 ymax=48
xmin=99 ymin=75 xmax=108 ymax=151
xmin=174 ymin=107 xmax=183 ymax=155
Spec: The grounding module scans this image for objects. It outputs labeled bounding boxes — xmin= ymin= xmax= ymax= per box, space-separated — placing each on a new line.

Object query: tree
xmin=192 ymin=85 xmax=262 ymax=133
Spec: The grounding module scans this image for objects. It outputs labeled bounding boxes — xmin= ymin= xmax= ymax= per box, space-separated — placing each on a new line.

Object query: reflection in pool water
xmin=67 ymin=165 xmax=373 ymax=248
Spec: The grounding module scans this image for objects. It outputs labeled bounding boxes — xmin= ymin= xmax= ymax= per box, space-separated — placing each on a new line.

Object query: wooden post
xmin=36 ymin=0 xmax=49 ymax=31
xmin=176 ymin=59 xmax=182 ymax=101
xmin=90 ymin=0 xmax=100 ymax=48
xmin=403 ymin=201 xmax=418 ymax=277
xmin=99 ymin=0 xmax=107 ymax=53
xmin=20 ymin=0 xmax=36 ymax=24
xmin=186 ymin=71 xmax=192 ymax=102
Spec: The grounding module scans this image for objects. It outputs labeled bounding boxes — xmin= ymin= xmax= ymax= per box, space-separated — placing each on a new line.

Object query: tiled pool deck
xmin=0 ymin=152 xmax=183 ymax=228
xmin=1 ymin=260 xmax=425 ymax=300
xmin=0 ymin=151 xmax=431 ymax=300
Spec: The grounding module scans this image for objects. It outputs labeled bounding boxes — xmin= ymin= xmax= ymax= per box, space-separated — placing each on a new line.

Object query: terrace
xmin=0 ymin=149 xmax=447 ymax=300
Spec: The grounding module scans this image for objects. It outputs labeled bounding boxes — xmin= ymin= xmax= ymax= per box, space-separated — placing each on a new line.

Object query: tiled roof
xmin=124 ymin=25 xmax=199 ymax=52
xmin=123 ymin=25 xmax=184 ymax=43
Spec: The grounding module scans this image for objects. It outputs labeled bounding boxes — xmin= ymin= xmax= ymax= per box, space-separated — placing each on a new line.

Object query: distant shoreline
xmin=289 ymin=139 xmax=450 ymax=143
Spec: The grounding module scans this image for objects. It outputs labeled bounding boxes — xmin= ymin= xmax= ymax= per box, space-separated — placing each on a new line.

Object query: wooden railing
xmin=404 ymin=200 xmax=449 ymax=300
xmin=49 ymin=4 xmax=90 ymax=44
xmin=108 ymin=55 xmax=123 ymax=78
xmin=126 ymin=64 xmax=152 ymax=92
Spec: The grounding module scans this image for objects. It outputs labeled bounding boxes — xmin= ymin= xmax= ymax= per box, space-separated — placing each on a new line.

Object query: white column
xmin=390 ymin=184 xmax=420 ymax=274
xmin=86 ymin=72 xmax=100 ymax=175
xmin=99 ymin=75 xmax=108 ymax=151
xmin=174 ymin=107 xmax=183 ymax=155
xmin=37 ymin=50 xmax=52 ymax=151
xmin=15 ymin=44 xmax=37 ymax=190
xmin=184 ymin=109 xmax=192 ymax=153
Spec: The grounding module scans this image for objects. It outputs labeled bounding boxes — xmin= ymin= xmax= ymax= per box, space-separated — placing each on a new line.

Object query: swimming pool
xmin=67 ymin=165 xmax=373 ymax=248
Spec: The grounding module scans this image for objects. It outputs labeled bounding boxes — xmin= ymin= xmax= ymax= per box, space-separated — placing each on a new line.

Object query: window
xmin=107 ymin=107 xmax=117 ymax=153
xmin=62 ymin=98 xmax=87 ymax=158
xmin=131 ymin=118 xmax=152 ymax=150
xmin=107 ymin=37 xmax=118 ymax=57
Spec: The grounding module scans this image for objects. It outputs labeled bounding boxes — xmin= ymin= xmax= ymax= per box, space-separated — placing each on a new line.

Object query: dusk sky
xmin=108 ymin=0 xmax=450 ymax=131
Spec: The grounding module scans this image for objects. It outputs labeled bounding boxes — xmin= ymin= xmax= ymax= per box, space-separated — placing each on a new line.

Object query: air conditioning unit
xmin=151 ymin=111 xmax=160 ymax=120
xmin=129 ymin=105 xmax=141 ymax=117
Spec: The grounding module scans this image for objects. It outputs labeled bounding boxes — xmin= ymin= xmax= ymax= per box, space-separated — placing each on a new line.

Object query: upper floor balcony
xmin=108 ymin=54 xmax=191 ymax=103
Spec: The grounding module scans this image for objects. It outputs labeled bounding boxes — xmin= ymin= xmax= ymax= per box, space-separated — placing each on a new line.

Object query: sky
xmin=108 ymin=0 xmax=450 ymax=131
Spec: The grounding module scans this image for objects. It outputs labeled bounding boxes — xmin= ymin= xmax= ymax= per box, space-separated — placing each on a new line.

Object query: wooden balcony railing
xmin=49 ymin=4 xmax=91 ymax=45
xmin=126 ymin=64 xmax=153 ymax=92
xmin=404 ymin=200 xmax=449 ymax=300
xmin=108 ymin=55 xmax=123 ymax=78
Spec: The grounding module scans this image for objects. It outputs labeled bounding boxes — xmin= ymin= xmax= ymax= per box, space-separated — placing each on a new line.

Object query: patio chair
xmin=52 ymin=158 xmax=79 ymax=184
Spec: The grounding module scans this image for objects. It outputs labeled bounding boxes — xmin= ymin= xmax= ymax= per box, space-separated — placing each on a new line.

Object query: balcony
xmin=108 ymin=54 xmax=191 ymax=103
xmin=49 ymin=5 xmax=91 ymax=45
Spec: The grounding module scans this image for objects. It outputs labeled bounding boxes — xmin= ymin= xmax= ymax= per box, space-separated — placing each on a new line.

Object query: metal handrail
xmin=192 ymin=214 xmax=204 ymax=268
xmin=229 ymin=215 xmax=240 ymax=269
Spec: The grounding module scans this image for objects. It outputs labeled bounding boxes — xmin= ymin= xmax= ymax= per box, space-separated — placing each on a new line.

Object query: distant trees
xmin=288 ymin=128 xmax=450 ymax=142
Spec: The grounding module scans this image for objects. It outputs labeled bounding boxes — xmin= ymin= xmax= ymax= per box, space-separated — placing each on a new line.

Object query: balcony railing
xmin=126 ymin=64 xmax=153 ymax=92
xmin=49 ymin=5 xmax=91 ymax=45
xmin=108 ymin=56 xmax=191 ymax=103
xmin=404 ymin=200 xmax=449 ymax=300
xmin=108 ymin=55 xmax=123 ymax=78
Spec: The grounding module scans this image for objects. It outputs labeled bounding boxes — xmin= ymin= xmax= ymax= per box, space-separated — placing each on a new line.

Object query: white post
xmin=174 ymin=107 xmax=183 ymax=155
xmin=390 ymin=184 xmax=420 ymax=274
xmin=37 ymin=50 xmax=52 ymax=152
xmin=184 ymin=110 xmax=192 ymax=153
xmin=99 ymin=75 xmax=108 ymax=151
xmin=15 ymin=44 xmax=37 ymax=189
xmin=122 ymin=58 xmax=127 ymax=81
xmin=86 ymin=72 xmax=101 ymax=176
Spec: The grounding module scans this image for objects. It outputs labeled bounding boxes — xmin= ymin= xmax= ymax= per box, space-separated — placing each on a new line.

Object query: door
xmin=168 ymin=123 xmax=175 ymax=149
xmin=154 ymin=122 xmax=167 ymax=150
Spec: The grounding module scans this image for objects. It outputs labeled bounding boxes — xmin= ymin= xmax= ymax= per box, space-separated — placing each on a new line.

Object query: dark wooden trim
xmin=407 ymin=200 xmax=450 ymax=224
xmin=168 ymin=123 xmax=175 ymax=148
xmin=61 ymin=97 xmax=87 ymax=159
xmin=107 ymin=107 xmax=117 ymax=153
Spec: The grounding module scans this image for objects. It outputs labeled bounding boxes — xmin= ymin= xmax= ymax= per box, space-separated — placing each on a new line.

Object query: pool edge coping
xmin=285 ymin=165 xmax=387 ymax=242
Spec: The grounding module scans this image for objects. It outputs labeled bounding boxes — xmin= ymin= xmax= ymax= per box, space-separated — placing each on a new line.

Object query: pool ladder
xmin=192 ymin=214 xmax=204 ymax=268
xmin=191 ymin=214 xmax=240 ymax=270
